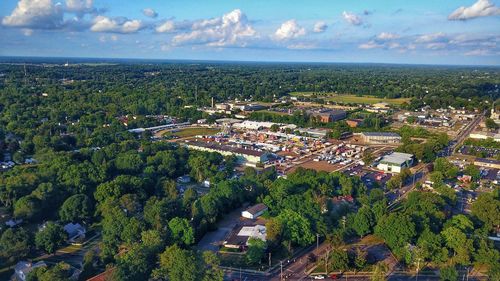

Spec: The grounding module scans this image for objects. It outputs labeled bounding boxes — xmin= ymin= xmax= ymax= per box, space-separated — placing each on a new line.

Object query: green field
xmin=160 ymin=127 xmax=220 ymax=138
xmin=290 ymin=92 xmax=411 ymax=105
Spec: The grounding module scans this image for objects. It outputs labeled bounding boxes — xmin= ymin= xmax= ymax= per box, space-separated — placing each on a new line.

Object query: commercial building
xmin=241 ymin=203 xmax=268 ymax=219
xmin=377 ymin=152 xmax=414 ymax=173
xmin=360 ymin=132 xmax=402 ymax=144
xmin=474 ymin=158 xmax=500 ymax=170
xmin=469 ymin=131 xmax=500 ymax=142
xmin=185 ymin=141 xmax=273 ymax=167
xmin=233 ymin=120 xmax=277 ymax=130
xmin=309 ymin=109 xmax=347 ymax=123
xmin=224 ymin=224 xmax=267 ymax=249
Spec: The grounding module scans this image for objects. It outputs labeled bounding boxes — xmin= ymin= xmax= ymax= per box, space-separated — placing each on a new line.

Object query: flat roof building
xmin=185 ymin=141 xmax=273 ymax=167
xmin=224 ymin=224 xmax=267 ymax=249
xmin=474 ymin=158 xmax=500 ymax=170
xmin=360 ymin=132 xmax=402 ymax=144
xmin=377 ymin=152 xmax=414 ymax=173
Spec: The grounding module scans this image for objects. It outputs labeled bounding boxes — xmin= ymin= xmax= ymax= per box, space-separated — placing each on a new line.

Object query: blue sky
xmin=0 ymin=0 xmax=499 ymax=65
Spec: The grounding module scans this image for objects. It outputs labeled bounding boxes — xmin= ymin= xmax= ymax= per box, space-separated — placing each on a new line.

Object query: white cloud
xmin=156 ymin=20 xmax=175 ymax=33
xmin=342 ymin=11 xmax=363 ymax=26
xmin=464 ymin=49 xmax=492 ymax=56
xmin=415 ymin=32 xmax=446 ymax=43
xmin=142 ymin=8 xmax=158 ymax=18
xmin=449 ymin=0 xmax=500 ymax=20
xmin=287 ymin=42 xmax=317 ymax=50
xmin=313 ymin=21 xmax=328 ymax=33
xmin=359 ymin=41 xmax=382 ymax=49
xmin=426 ymin=43 xmax=447 ymax=50
xmin=274 ymin=19 xmax=306 ymax=41
xmin=377 ymin=32 xmax=400 ymax=40
xmin=172 ymin=9 xmax=256 ymax=47
xmin=65 ymin=0 xmax=94 ymax=14
xmin=2 ymin=0 xmax=63 ymax=29
xmin=22 ymin=28 xmax=33 ymax=36
xmin=90 ymin=16 xmax=143 ymax=33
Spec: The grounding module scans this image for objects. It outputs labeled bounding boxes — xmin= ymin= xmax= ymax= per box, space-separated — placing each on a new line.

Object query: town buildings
xmin=359 ymin=132 xmax=402 ymax=144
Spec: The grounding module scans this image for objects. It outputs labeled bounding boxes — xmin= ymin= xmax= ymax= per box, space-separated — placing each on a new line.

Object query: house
xmin=241 ymin=203 xmax=268 ymax=219
xmin=64 ymin=223 xmax=86 ymax=242
xmin=13 ymin=261 xmax=47 ymax=281
xmin=377 ymin=152 xmax=414 ymax=173
xmin=224 ymin=224 xmax=267 ymax=250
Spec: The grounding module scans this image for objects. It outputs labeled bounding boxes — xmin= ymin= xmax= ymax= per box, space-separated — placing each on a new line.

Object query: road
xmin=448 ymin=112 xmax=484 ymax=155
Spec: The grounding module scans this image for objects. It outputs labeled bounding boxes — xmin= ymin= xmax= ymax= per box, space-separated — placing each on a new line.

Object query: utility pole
xmin=239 ymin=267 xmax=242 ymax=280
xmin=269 ymin=252 xmax=271 ymax=267
xmin=280 ymin=260 xmax=283 ymax=281
xmin=316 ymin=233 xmax=320 ymax=251
xmin=415 ymin=257 xmax=421 ymax=281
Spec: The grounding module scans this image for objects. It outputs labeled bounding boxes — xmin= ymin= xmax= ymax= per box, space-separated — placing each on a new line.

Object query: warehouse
xmin=377 ymin=152 xmax=414 ymax=173
xmin=360 ymin=132 xmax=402 ymax=144
xmin=185 ymin=141 xmax=273 ymax=167
xmin=474 ymin=158 xmax=500 ymax=170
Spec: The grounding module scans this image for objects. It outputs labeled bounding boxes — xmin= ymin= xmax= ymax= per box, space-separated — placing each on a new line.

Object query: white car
xmin=313 ymin=276 xmax=325 ymax=280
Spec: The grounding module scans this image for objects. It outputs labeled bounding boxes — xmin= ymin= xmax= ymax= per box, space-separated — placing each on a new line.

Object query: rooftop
xmin=187 ymin=141 xmax=268 ymax=157
xmin=361 ymin=132 xmax=401 ymax=137
xmin=380 ymin=152 xmax=414 ymax=165
xmin=244 ymin=203 xmax=268 ymax=215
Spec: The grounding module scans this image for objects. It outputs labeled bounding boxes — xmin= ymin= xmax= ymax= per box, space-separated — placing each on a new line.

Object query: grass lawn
xmin=290 ymin=92 xmax=411 ymax=105
xmin=160 ymin=127 xmax=220 ymax=138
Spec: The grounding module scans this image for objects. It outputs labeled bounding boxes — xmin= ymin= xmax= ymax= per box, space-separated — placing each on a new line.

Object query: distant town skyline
xmin=1 ymin=0 xmax=500 ymax=65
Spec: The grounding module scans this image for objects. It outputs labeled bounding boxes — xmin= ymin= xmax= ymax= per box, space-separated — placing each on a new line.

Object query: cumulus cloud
xmin=313 ymin=21 xmax=328 ymax=33
xmin=359 ymin=41 xmax=382 ymax=49
xmin=2 ymin=0 xmax=97 ymax=30
xmin=274 ymin=19 xmax=306 ymax=41
xmin=90 ymin=16 xmax=143 ymax=33
xmin=2 ymin=0 xmax=64 ymax=29
xmin=415 ymin=32 xmax=447 ymax=43
xmin=449 ymin=0 xmax=500 ymax=20
xmin=342 ymin=11 xmax=363 ymax=26
xmin=156 ymin=20 xmax=175 ymax=33
xmin=65 ymin=0 xmax=95 ymax=15
xmin=142 ymin=8 xmax=158 ymax=18
xmin=377 ymin=32 xmax=400 ymax=40
xmin=172 ymin=9 xmax=256 ymax=47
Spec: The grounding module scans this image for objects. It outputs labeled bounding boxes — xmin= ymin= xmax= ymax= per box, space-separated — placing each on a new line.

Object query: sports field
xmin=290 ymin=92 xmax=411 ymax=105
xmin=160 ymin=127 xmax=220 ymax=138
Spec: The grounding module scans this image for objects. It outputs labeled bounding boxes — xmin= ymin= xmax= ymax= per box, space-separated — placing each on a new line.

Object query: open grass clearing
xmin=290 ymin=92 xmax=411 ymax=105
xmin=159 ymin=127 xmax=220 ymax=138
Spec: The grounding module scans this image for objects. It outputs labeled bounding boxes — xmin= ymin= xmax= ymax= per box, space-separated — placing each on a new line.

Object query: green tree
xmin=471 ymin=193 xmax=500 ymax=231
xmin=0 ymin=228 xmax=32 ymax=263
xmin=59 ymin=194 xmax=92 ymax=222
xmin=353 ymin=206 xmax=375 ymax=237
xmin=246 ymin=238 xmax=266 ymax=265
xmin=276 ymin=209 xmax=315 ymax=250
xmin=202 ymin=251 xmax=224 ymax=281
xmin=440 ymin=266 xmax=458 ymax=281
xmin=168 ymin=217 xmax=195 ymax=246
xmin=153 ymin=245 xmax=201 ymax=281
xmin=35 ymin=222 xmax=67 ymax=254
xmin=14 ymin=195 xmax=41 ymax=220
xmin=485 ymin=118 xmax=499 ymax=131
xmin=329 ymin=249 xmax=349 ymax=271
xmin=375 ymin=213 xmax=416 ymax=256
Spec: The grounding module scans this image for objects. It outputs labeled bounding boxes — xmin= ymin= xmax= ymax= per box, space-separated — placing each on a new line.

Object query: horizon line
xmin=0 ymin=55 xmax=499 ymax=68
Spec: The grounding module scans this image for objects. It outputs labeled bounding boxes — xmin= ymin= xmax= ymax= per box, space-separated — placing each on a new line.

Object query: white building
xmin=224 ymin=224 xmax=267 ymax=249
xmin=241 ymin=203 xmax=268 ymax=219
xmin=377 ymin=152 xmax=414 ymax=173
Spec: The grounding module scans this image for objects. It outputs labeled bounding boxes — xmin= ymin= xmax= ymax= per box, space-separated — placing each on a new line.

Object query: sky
xmin=0 ymin=0 xmax=500 ymax=65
